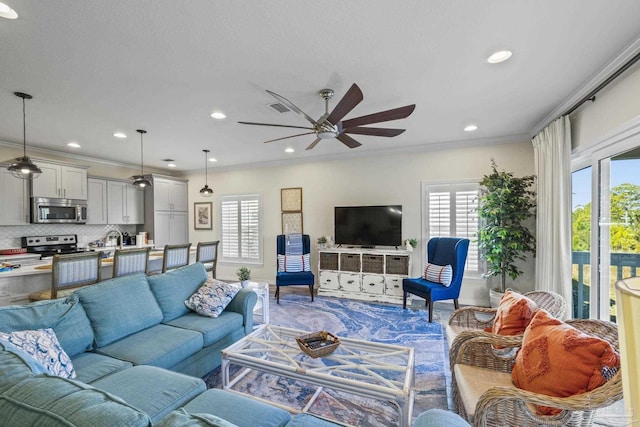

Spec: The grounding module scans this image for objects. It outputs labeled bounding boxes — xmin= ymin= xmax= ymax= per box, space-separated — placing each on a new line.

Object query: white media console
xmin=317 ymin=247 xmax=412 ymax=304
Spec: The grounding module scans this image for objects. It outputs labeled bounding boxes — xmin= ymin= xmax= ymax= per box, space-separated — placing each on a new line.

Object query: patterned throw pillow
xmin=277 ymin=254 xmax=311 ymax=272
xmin=184 ymin=279 xmax=241 ymax=318
xmin=512 ymin=309 xmax=620 ymax=415
xmin=486 ymin=290 xmax=539 ymax=336
xmin=0 ymin=328 xmax=76 ymax=378
xmin=422 ymin=262 xmax=453 ymax=286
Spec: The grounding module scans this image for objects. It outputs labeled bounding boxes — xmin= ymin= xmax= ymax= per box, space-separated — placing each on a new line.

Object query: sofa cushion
xmin=0 ymin=294 xmax=94 ymax=357
xmin=183 ymin=388 xmax=291 ymax=427
xmin=0 ymin=328 xmax=76 ymax=378
xmin=413 ymin=409 xmax=471 ymax=427
xmin=0 ymin=375 xmax=150 ymax=427
xmin=486 ymin=290 xmax=538 ymax=336
xmin=453 ymin=363 xmax=514 ymax=419
xmin=157 ymin=409 xmax=238 ymax=427
xmin=92 ymin=365 xmax=206 ymax=424
xmin=71 ymin=352 xmax=133 ymax=384
xmin=511 ymin=309 xmax=620 ymax=415
xmin=76 ymin=273 xmax=163 ymax=347
xmin=185 ymin=279 xmax=241 ymax=318
xmin=148 ymin=263 xmax=209 ymax=322
xmin=96 ymin=323 xmax=203 ymax=369
xmin=0 ymin=343 xmax=37 ymax=393
xmin=165 ymin=311 xmax=244 ymax=346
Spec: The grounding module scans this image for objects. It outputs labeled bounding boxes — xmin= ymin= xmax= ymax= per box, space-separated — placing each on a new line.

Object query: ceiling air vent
xmin=267 ymin=102 xmax=291 ymax=113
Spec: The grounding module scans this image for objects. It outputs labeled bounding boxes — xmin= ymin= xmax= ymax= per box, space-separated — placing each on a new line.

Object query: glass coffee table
xmin=221 ymin=324 xmax=415 ymax=426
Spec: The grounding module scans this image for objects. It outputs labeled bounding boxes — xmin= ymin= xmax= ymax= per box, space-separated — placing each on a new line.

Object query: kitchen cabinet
xmin=0 ymin=168 xmax=29 ymax=225
xmin=86 ymin=178 xmax=107 ymax=225
xmin=107 ymin=180 xmax=144 ymax=224
xmin=31 ymin=161 xmax=88 ymax=200
xmin=142 ymin=175 xmax=189 ymax=248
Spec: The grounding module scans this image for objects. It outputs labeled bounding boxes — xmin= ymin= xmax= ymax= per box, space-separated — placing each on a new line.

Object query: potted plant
xmin=317 ymin=236 xmax=327 ymax=248
xmin=477 ymin=159 xmax=536 ymax=306
xmin=236 ymin=266 xmax=251 ymax=288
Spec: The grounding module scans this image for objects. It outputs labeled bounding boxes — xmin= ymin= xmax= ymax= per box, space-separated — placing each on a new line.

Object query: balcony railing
xmin=572 ymin=251 xmax=640 ymax=319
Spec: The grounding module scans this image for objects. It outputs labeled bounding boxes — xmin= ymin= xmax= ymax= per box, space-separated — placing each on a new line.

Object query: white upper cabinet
xmin=31 ymin=161 xmax=88 ymax=200
xmin=153 ymin=177 xmax=188 ymax=211
xmin=0 ymin=169 xmax=29 ymax=225
xmin=86 ymin=178 xmax=107 ymax=225
xmin=107 ymin=180 xmax=144 ymax=224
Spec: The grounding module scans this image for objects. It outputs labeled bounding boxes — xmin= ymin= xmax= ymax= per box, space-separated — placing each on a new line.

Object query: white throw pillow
xmin=184 ymin=278 xmax=241 ymax=318
xmin=0 ymin=328 xmax=76 ymax=378
xmin=422 ymin=262 xmax=453 ymax=286
xmin=277 ymin=254 xmax=311 ymax=272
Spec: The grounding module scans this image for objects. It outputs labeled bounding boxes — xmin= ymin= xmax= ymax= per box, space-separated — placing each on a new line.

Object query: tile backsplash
xmin=0 ymin=224 xmax=138 ymax=249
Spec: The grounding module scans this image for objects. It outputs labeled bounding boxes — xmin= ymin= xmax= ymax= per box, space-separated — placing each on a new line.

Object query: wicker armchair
xmin=446 ymin=290 xmax=567 ymax=367
xmin=452 ymin=319 xmax=623 ymax=427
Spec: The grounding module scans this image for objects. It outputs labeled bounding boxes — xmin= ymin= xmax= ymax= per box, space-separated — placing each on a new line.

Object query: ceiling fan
xmin=238 ymin=83 xmax=415 ymax=150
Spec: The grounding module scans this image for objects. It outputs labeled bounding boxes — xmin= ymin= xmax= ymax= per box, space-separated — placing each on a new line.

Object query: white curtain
xmin=532 ymin=116 xmax=572 ymax=318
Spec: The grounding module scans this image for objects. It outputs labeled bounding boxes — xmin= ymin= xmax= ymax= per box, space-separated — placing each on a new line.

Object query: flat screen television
xmin=334 ymin=205 xmax=402 ymax=247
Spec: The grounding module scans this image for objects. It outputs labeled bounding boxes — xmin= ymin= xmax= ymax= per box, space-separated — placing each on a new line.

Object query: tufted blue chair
xmin=275 ymin=234 xmax=315 ymax=304
xmin=403 ymin=237 xmax=470 ymax=322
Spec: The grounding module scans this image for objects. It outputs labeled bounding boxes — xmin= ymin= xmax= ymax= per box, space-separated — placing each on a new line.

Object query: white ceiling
xmin=1 ymin=1 xmax=640 ymax=173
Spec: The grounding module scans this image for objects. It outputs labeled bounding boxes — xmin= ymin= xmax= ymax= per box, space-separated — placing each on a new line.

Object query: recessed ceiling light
xmin=113 ymin=132 xmax=127 ymax=139
xmin=167 ymin=163 xmax=177 ymax=168
xmin=487 ymin=50 xmax=512 ymax=64
xmin=210 ymin=112 xmax=226 ymax=120
xmin=67 ymin=142 xmax=81 ymax=148
xmin=208 ymin=157 xmax=217 ymax=162
xmin=285 ymin=147 xmax=294 ymax=153
xmin=0 ymin=2 xmax=18 ymax=19
xmin=464 ymin=124 xmax=478 ymax=132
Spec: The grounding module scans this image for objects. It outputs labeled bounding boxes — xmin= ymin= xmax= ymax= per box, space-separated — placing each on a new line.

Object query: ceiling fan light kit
xmin=238 ymin=83 xmax=415 ymax=150
xmin=199 ymin=149 xmax=213 ymax=197
xmin=7 ymin=92 xmax=42 ymax=180
xmin=131 ymin=129 xmax=152 ymax=190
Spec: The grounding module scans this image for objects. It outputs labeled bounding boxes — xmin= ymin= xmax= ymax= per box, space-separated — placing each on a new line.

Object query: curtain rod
xmin=563 ymin=50 xmax=640 ymax=117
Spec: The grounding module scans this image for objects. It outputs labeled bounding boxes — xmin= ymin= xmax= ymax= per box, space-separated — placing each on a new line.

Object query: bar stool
xmin=112 ymin=247 xmax=150 ymax=277
xmin=196 ymin=241 xmax=219 ymax=278
xmin=29 ymin=252 xmax=102 ymax=301
xmin=162 ymin=243 xmax=192 ymax=273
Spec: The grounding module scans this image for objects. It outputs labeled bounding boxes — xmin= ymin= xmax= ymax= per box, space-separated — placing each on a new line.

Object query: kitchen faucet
xmin=104 ymin=230 xmax=123 ymax=249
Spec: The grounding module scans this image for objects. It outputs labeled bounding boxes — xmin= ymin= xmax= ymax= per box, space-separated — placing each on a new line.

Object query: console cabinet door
xmin=362 ymin=274 xmax=385 ymax=295
xmin=385 ymin=276 xmax=404 ymax=297
xmin=339 ymin=273 xmax=361 ymax=292
xmin=319 ymin=271 xmax=340 ymax=290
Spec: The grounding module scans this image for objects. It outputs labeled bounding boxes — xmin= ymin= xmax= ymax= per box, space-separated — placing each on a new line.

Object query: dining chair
xmin=112 ymin=247 xmax=150 ymax=277
xmin=29 ymin=252 xmax=103 ymax=301
xmin=196 ymin=241 xmax=219 ymax=278
xmin=162 ymin=243 xmax=192 ymax=273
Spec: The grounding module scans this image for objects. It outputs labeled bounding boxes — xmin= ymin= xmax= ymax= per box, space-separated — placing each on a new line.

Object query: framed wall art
xmin=282 ymin=211 xmax=303 ymax=234
xmin=194 ymin=202 xmax=213 ymax=230
xmin=281 ymin=187 xmax=302 ymax=212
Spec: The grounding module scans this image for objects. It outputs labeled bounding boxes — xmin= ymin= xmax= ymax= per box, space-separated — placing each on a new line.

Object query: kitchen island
xmin=0 ymin=248 xmax=197 ymax=306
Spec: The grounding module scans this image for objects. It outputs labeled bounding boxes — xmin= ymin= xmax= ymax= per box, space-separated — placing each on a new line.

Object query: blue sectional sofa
xmin=0 ymin=263 xmax=340 ymax=426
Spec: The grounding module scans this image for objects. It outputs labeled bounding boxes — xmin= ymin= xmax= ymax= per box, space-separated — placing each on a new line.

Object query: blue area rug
xmin=205 ymin=295 xmax=448 ymax=426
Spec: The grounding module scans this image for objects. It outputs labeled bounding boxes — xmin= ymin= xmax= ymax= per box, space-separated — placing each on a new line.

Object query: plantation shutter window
xmin=424 ymin=182 xmax=479 ymax=272
xmin=220 ymin=194 xmax=262 ymax=264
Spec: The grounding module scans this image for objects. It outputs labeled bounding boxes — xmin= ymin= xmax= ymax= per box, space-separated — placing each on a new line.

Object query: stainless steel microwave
xmin=31 ymin=197 xmax=88 ymax=224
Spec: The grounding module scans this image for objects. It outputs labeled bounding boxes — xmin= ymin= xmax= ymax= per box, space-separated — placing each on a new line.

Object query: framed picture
xmin=194 ymin=202 xmax=213 ymax=230
xmin=281 ymin=187 xmax=302 ymax=212
xmin=282 ymin=211 xmax=303 ymax=234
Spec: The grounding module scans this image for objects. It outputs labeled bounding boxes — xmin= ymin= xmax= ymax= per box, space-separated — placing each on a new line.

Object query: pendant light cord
xmin=204 ymin=149 xmax=208 ymax=185
xmin=22 ymin=96 xmax=27 ymax=157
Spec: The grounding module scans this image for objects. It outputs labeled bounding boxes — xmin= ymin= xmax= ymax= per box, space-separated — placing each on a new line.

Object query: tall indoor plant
xmin=478 ymin=159 xmax=536 ymax=302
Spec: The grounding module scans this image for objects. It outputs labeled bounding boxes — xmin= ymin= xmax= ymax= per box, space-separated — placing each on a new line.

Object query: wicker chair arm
xmin=452 ymin=332 xmax=522 ymax=372
xmin=474 ymin=372 xmax=624 ymax=427
xmin=448 ymin=306 xmax=498 ymax=329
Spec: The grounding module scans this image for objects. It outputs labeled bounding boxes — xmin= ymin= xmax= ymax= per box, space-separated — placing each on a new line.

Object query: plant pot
xmin=489 ymin=288 xmax=504 ymax=308
xmin=241 ymin=280 xmax=250 ymax=288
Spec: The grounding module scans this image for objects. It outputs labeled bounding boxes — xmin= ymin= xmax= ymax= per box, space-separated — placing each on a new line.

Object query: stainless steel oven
xmin=31 ymin=197 xmax=88 ymax=224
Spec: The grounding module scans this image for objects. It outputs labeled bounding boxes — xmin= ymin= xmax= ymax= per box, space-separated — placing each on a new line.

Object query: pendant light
xmin=130 ymin=129 xmax=152 ymax=190
xmin=7 ymin=92 xmax=42 ymax=179
xmin=199 ymin=149 xmax=213 ymax=197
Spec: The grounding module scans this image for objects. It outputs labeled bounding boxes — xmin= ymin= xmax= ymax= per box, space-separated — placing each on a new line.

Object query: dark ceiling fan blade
xmin=341 ymin=104 xmax=416 ymax=128
xmin=238 ymin=121 xmax=315 ymax=131
xmin=325 ymin=83 xmax=364 ymax=125
xmin=263 ymin=132 xmax=316 ymax=143
xmin=336 ymin=133 xmax=362 ymax=149
xmin=305 ymin=138 xmax=321 ymax=150
xmin=266 ymin=90 xmax=320 ymax=127
xmin=344 ymin=127 xmax=406 ymax=137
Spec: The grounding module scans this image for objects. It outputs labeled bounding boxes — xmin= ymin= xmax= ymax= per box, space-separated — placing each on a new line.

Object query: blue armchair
xmin=403 ymin=237 xmax=470 ymax=322
xmin=275 ymin=234 xmax=315 ymax=304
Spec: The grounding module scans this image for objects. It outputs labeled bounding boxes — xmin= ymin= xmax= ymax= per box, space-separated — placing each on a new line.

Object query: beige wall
xmin=571 ymin=66 xmax=640 ymax=150
xmin=186 ymin=139 xmax=535 ymax=306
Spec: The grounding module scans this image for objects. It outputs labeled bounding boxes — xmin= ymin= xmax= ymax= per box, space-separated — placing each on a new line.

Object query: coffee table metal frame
xmin=221 ymin=324 xmax=415 ymax=426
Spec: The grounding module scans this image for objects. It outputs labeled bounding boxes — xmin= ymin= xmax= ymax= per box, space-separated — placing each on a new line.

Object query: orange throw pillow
xmin=484 ymin=290 xmax=538 ymax=336
xmin=511 ymin=310 xmax=620 ymax=415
